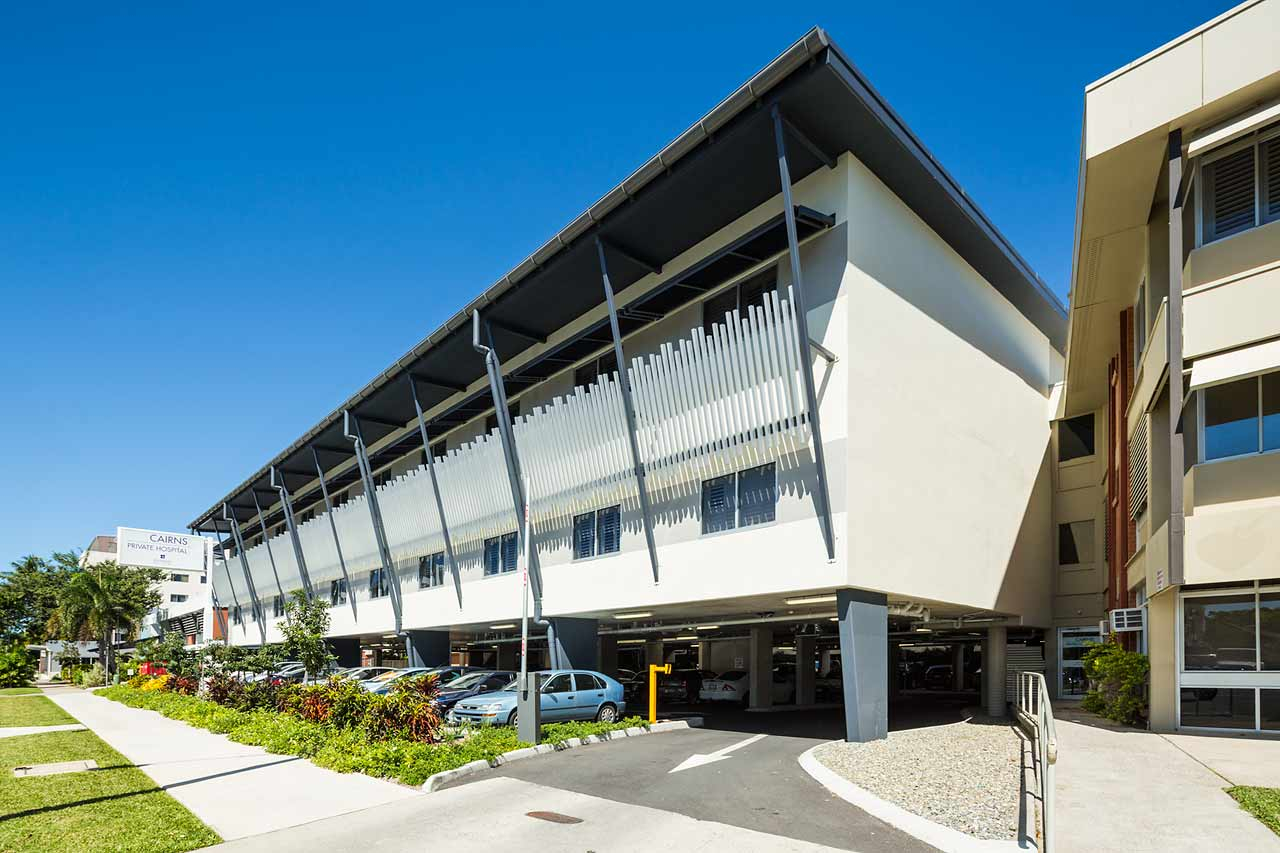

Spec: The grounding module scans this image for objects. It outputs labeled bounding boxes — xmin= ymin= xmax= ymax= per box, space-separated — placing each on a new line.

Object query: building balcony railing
xmin=221 ymin=287 xmax=812 ymax=612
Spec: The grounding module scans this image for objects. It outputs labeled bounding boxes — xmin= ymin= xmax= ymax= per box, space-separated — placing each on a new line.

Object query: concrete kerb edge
xmin=422 ymin=718 xmax=702 ymax=792
xmin=796 ymin=742 xmax=1029 ymax=853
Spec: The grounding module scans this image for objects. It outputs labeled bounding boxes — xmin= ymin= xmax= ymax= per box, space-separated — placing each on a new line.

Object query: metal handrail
xmin=1014 ymin=671 xmax=1057 ymax=853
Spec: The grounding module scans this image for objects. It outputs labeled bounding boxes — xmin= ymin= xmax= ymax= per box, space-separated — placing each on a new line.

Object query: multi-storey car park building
xmin=1056 ymin=0 xmax=1280 ymax=734
xmin=191 ymin=27 xmax=1069 ymax=742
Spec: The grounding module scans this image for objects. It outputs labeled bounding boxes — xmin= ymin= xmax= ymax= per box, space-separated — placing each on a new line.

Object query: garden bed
xmin=99 ymin=685 xmax=648 ymax=788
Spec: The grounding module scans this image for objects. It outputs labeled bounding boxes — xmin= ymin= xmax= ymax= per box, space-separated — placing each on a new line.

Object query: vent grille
xmin=1129 ymin=414 xmax=1149 ymax=520
xmin=1264 ymin=136 xmax=1280 ymax=220
xmin=1109 ymin=607 xmax=1146 ymax=633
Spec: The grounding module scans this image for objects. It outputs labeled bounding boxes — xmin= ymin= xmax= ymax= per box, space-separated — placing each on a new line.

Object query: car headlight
xmin=483 ymin=702 xmax=504 ymax=711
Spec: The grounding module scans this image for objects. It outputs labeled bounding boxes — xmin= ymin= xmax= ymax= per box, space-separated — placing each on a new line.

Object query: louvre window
xmin=1129 ymin=414 xmax=1149 ymax=519
xmin=1200 ymin=128 xmax=1280 ymax=244
xmin=701 ymin=463 xmax=777 ymax=534
xmin=484 ymin=532 xmax=518 ymax=575
xmin=419 ymin=552 xmax=445 ymax=588
xmin=703 ymin=270 xmax=778 ymax=335
xmin=573 ymin=505 xmax=621 ymax=559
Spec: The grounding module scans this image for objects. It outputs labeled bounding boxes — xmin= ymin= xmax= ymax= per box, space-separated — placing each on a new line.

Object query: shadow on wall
xmin=992 ymin=445 xmax=1054 ymax=626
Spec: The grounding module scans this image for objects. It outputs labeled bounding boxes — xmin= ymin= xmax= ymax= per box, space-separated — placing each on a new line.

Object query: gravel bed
xmin=814 ymin=717 xmax=1024 ymax=840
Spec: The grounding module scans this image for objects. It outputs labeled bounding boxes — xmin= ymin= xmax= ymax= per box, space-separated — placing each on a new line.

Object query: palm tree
xmin=50 ymin=562 xmax=159 ymax=678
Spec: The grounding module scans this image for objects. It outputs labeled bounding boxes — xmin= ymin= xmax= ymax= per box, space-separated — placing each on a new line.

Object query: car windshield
xmin=445 ymin=672 xmax=495 ymax=690
xmin=367 ymin=669 xmax=407 ymax=683
xmin=717 ymin=671 xmax=746 ymax=680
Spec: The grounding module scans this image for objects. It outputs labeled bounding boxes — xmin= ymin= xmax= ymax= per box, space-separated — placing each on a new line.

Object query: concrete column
xmin=837 ymin=588 xmax=888 ymax=742
xmin=698 ymin=641 xmax=712 ymax=670
xmin=598 ymin=635 xmax=618 ymax=677
xmin=796 ymin=635 xmax=817 ymax=705
xmin=953 ymin=643 xmax=966 ymax=691
xmin=405 ymin=629 xmax=450 ymax=668
xmin=328 ymin=637 xmax=361 ymax=668
xmin=983 ymin=626 xmax=1008 ymax=717
xmin=549 ymin=617 xmax=598 ymax=671
xmin=888 ymin=641 xmax=900 ymax=698
xmin=748 ymin=626 xmax=774 ymax=710
xmin=644 ymin=640 xmax=664 ymax=667
xmin=497 ymin=643 xmax=518 ymax=671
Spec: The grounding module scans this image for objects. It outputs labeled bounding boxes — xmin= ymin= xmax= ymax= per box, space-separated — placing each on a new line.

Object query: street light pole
xmin=516 ymin=474 xmax=539 ymax=744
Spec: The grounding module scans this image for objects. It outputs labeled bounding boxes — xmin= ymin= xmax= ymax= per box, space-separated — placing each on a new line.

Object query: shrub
xmin=80 ymin=663 xmax=106 ymax=688
xmin=140 ymin=674 xmax=172 ymax=692
xmin=0 ymin=643 xmax=36 ymax=688
xmin=203 ymin=673 xmax=244 ymax=706
xmin=1082 ymin=638 xmax=1149 ymax=725
xmin=362 ymin=675 xmax=443 ymax=743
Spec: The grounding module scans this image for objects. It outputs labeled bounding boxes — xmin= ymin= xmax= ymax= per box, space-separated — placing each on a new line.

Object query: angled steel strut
xmin=222 ymin=503 xmax=267 ymax=645
xmin=310 ymin=446 xmax=357 ymax=620
xmin=270 ymin=466 xmax=315 ymax=600
xmin=407 ymin=375 xmax=463 ymax=608
xmin=344 ymin=410 xmax=406 ymax=634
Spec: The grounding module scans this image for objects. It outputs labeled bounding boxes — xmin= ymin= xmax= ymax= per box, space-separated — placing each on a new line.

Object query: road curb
xmin=422 ymin=718 xmax=702 ymax=792
xmin=796 ymin=743 xmax=1027 ymax=853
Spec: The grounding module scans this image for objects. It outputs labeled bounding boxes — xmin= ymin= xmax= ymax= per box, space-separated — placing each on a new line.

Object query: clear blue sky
xmin=0 ymin=1 xmax=1232 ymax=564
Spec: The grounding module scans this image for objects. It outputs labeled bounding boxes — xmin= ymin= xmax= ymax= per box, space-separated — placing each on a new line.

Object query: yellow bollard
xmin=648 ymin=663 xmax=671 ymax=723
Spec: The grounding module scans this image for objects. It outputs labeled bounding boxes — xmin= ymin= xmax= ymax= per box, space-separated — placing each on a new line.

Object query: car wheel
xmin=595 ymin=703 xmax=617 ymax=723
xmin=508 ymin=709 xmax=518 ymax=727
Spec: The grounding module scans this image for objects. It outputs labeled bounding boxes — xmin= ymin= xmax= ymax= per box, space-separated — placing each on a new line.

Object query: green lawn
xmin=0 ymin=729 xmax=220 ymax=852
xmin=1228 ymin=786 xmax=1280 ymax=837
xmin=0 ymin=696 xmax=77 ymax=728
xmin=0 ymin=688 xmax=39 ymax=696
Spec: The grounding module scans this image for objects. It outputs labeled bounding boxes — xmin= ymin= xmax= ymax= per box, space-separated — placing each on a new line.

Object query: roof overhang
xmin=193 ymin=27 xmax=1064 ymax=533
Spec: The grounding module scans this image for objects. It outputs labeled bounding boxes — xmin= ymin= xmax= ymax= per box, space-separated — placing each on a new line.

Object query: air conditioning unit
xmin=1109 ymin=607 xmax=1145 ymax=633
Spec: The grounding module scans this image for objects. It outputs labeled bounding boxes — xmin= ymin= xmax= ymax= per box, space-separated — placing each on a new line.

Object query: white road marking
xmin=668 ymin=733 xmax=768 ymax=773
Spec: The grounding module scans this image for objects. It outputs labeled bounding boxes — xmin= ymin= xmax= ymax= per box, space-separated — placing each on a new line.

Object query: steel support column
xmin=270 ymin=466 xmax=315 ymax=600
xmin=595 ymin=237 xmax=660 ymax=584
xmin=344 ymin=410 xmax=405 ymax=634
xmin=222 ymin=504 xmax=267 ymax=645
xmin=1167 ymin=130 xmax=1186 ymax=587
xmin=772 ymin=105 xmax=836 ymax=562
xmin=250 ymin=490 xmax=286 ymax=602
xmin=311 ymin=447 xmax=357 ymax=619
xmin=407 ymin=376 xmax=462 ymax=607
xmin=196 ymin=526 xmax=230 ymax=642
xmin=209 ymin=520 xmax=242 ymax=636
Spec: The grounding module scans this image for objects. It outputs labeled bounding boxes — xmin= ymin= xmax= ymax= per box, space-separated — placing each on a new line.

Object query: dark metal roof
xmin=192 ymin=27 xmax=1065 ymax=533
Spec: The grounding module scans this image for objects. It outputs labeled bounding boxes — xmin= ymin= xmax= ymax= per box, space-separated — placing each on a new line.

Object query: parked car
xmin=924 ymin=664 xmax=954 ymax=690
xmin=334 ymin=666 xmax=396 ymax=682
xmin=362 ymin=667 xmax=432 ymax=693
xmin=423 ymin=665 xmax=482 ymax=687
xmin=435 ymin=670 xmax=516 ymax=711
xmin=448 ymin=670 xmax=625 ymax=726
xmin=698 ymin=667 xmax=795 ymax=705
xmin=657 ymin=669 xmax=715 ymax=704
xmin=815 ymin=669 xmax=842 ymax=702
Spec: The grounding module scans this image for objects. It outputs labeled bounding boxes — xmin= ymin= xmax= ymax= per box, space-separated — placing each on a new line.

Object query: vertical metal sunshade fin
xmin=772 ymin=104 xmax=836 ymax=562
xmin=472 ymin=310 xmax=553 ymax=647
xmin=222 ymin=503 xmax=267 ymax=645
xmin=344 ymin=410 xmax=405 ymax=634
xmin=311 ymin=446 xmax=357 ymax=620
xmin=270 ymin=466 xmax=315 ymax=600
xmin=595 ymin=237 xmax=661 ymax=584
xmin=407 ymin=375 xmax=463 ymax=608
xmin=250 ymin=490 xmax=287 ymax=602
xmin=205 ymin=521 xmax=234 ymax=641
xmin=195 ymin=526 xmax=230 ymax=642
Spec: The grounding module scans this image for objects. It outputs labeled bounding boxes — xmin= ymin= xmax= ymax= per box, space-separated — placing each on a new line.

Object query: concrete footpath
xmin=1055 ymin=710 xmax=1280 ymax=852
xmin=43 ymin=687 xmax=421 ymax=841
xmin=204 ymin=775 xmax=856 ymax=852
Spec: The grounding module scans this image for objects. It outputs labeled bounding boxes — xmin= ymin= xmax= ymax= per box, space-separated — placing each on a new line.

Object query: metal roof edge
xmin=190 ymin=26 xmax=831 ymax=528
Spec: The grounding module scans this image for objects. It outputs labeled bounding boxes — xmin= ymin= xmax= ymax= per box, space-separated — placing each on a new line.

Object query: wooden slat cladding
xmin=1105 ymin=308 xmax=1137 ymax=614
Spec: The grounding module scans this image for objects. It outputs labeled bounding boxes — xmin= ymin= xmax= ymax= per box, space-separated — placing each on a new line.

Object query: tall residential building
xmin=1058 ymin=0 xmax=1280 ymax=733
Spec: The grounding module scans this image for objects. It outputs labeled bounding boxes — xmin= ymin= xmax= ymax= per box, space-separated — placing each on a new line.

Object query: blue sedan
xmin=448 ymin=670 xmax=626 ymax=726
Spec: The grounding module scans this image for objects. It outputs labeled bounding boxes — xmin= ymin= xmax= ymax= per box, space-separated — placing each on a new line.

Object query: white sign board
xmin=116 ymin=527 xmax=205 ymax=572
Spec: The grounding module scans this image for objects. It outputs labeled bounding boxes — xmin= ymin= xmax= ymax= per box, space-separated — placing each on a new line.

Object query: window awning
xmin=1187 ymin=98 xmax=1280 ymax=158
xmin=1189 ymin=338 xmax=1280 ymax=390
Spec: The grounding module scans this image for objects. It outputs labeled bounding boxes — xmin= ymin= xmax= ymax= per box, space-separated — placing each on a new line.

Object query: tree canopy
xmin=0 ymin=552 xmax=79 ymax=644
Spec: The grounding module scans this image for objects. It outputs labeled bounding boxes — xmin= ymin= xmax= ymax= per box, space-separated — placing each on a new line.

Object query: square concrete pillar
xmin=953 ymin=643 xmax=966 ymax=691
xmin=497 ymin=643 xmax=518 ymax=671
xmin=644 ymin=640 xmax=664 ymax=667
xmin=548 ymin=618 xmax=599 ymax=671
xmin=837 ymin=588 xmax=888 ymax=742
xmin=405 ymin=630 xmax=450 ymax=668
xmin=749 ymin=625 xmax=774 ymax=710
xmin=698 ymin=641 xmax=712 ymax=670
xmin=796 ymin=635 xmax=817 ymax=705
xmin=598 ymin=635 xmax=618 ymax=677
xmin=328 ymin=637 xmax=361 ymax=668
xmin=983 ymin=626 xmax=1008 ymax=717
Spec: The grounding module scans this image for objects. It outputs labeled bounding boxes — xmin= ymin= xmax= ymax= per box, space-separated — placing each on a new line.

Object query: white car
xmin=698 ymin=668 xmax=795 ymax=705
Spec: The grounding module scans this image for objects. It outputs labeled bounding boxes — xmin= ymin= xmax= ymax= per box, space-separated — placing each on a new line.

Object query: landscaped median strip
xmin=421 ymin=720 xmax=699 ymax=792
xmin=98 ymin=684 xmax=694 ymax=790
